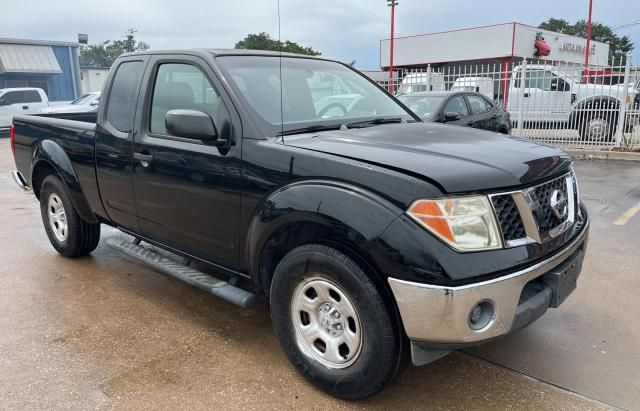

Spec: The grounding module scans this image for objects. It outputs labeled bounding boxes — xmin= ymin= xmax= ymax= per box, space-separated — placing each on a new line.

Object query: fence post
xmin=614 ymin=52 xmax=632 ymax=146
xmin=516 ymin=59 xmax=527 ymax=137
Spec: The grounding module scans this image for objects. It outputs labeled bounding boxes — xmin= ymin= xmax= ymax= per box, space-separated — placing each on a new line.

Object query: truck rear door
xmin=95 ymin=56 xmax=149 ymax=232
xmin=130 ymin=54 xmax=243 ymax=269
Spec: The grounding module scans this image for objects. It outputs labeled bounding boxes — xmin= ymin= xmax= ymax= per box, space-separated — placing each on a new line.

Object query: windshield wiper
xmin=346 ymin=117 xmax=406 ymax=128
xmin=277 ymin=124 xmax=346 ymax=136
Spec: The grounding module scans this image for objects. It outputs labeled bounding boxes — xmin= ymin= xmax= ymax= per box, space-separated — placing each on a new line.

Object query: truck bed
xmin=12 ymin=112 xmax=98 ymax=198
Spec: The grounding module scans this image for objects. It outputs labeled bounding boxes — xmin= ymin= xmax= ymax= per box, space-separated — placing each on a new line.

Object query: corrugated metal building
xmin=0 ymin=38 xmax=81 ymax=101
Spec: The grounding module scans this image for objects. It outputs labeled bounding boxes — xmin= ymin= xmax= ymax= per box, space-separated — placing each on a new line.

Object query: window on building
xmin=3 ymin=80 xmax=49 ymax=97
xmin=106 ymin=61 xmax=144 ymax=133
xmin=149 ymin=63 xmax=221 ymax=135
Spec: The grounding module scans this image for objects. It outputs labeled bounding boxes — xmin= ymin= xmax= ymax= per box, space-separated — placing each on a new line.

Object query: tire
xmin=39 ymin=175 xmax=100 ymax=257
xmin=270 ymin=244 xmax=403 ymax=400
xmin=578 ymin=112 xmax=617 ymax=142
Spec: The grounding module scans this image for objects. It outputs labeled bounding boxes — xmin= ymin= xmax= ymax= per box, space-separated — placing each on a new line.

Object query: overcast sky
xmin=2 ymin=0 xmax=639 ymax=68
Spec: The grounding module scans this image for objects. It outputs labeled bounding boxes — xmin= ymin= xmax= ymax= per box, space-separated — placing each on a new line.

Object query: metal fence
xmin=372 ymin=53 xmax=640 ymax=150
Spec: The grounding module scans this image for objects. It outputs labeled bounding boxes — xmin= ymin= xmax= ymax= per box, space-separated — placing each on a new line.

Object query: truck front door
xmin=131 ymin=55 xmax=242 ymax=269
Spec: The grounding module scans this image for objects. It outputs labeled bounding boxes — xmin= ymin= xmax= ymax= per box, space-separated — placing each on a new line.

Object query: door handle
xmin=22 ymin=105 xmax=28 ymax=110
xmin=133 ymin=152 xmax=154 ymax=167
xmin=523 ymin=93 xmax=530 ymax=98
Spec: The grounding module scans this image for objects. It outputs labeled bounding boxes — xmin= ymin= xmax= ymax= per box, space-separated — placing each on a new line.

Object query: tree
xmin=235 ymin=32 xmax=321 ymax=56
xmin=538 ymin=19 xmax=634 ymax=63
xmin=79 ymin=29 xmax=150 ymax=68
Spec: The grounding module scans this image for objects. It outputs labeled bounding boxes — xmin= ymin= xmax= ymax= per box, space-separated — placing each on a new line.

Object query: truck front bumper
xmin=388 ymin=218 xmax=589 ymax=350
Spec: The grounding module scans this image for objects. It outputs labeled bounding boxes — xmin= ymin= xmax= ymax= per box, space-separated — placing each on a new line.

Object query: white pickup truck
xmin=506 ymin=64 xmax=639 ymax=141
xmin=0 ymin=88 xmax=50 ymax=132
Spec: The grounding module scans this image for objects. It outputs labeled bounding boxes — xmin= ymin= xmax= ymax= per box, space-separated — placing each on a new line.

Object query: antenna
xmin=277 ymin=0 xmax=285 ymax=143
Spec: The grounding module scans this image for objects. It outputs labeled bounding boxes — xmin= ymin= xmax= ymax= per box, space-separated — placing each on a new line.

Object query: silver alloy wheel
xmin=290 ymin=276 xmax=363 ymax=369
xmin=587 ymin=118 xmax=609 ymax=141
xmin=47 ymin=193 xmax=68 ymax=242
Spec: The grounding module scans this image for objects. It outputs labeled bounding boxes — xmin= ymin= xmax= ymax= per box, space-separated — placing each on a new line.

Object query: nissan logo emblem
xmin=550 ymin=190 xmax=568 ymax=219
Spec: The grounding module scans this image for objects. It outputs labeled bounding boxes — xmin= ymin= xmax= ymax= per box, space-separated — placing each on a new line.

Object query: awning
xmin=0 ymin=44 xmax=62 ymax=74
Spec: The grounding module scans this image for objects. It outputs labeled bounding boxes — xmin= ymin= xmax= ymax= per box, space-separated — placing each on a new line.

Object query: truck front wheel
xmin=578 ymin=112 xmax=617 ymax=142
xmin=270 ymin=244 xmax=403 ymax=400
xmin=39 ymin=175 xmax=100 ymax=257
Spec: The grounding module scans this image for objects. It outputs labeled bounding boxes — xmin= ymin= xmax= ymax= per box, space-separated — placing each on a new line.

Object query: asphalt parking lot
xmin=1 ymin=137 xmax=639 ymax=410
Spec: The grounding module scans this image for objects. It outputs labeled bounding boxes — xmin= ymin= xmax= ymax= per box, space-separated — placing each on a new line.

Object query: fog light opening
xmin=468 ymin=300 xmax=495 ymax=331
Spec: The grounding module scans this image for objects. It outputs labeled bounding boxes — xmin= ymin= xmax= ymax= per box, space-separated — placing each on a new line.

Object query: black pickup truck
xmin=11 ymin=49 xmax=589 ymax=400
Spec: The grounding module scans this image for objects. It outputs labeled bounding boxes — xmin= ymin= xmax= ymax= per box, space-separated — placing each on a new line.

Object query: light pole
xmin=387 ymin=0 xmax=398 ymax=93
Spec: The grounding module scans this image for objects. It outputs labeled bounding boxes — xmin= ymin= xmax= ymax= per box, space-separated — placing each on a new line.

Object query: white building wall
xmin=80 ymin=67 xmax=108 ymax=93
xmin=512 ymin=24 xmax=609 ymax=65
xmin=380 ymin=22 xmax=610 ymax=69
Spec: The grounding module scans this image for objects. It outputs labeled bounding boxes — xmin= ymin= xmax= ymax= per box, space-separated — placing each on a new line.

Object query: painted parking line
xmin=613 ymin=201 xmax=640 ymax=226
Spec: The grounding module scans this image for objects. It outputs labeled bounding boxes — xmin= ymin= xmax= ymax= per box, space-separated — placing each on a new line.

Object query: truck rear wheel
xmin=578 ymin=112 xmax=617 ymax=142
xmin=39 ymin=175 xmax=100 ymax=257
xmin=269 ymin=244 xmax=403 ymax=400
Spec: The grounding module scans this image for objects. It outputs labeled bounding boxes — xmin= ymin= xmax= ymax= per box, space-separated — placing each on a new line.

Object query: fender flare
xmin=31 ymin=139 xmax=98 ymax=224
xmin=245 ymin=180 xmax=404 ymax=291
xmin=569 ymin=96 xmax=620 ymax=126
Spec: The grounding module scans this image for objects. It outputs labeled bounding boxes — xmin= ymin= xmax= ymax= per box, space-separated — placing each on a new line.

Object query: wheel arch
xmin=246 ymin=180 xmax=403 ymax=300
xmin=31 ymin=140 xmax=98 ymax=224
xmin=570 ymin=96 xmax=621 ymax=127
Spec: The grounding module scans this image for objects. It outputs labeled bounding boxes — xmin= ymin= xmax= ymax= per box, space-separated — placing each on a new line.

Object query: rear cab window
xmin=106 ymin=61 xmax=145 ymax=132
xmin=1 ymin=90 xmax=42 ymax=105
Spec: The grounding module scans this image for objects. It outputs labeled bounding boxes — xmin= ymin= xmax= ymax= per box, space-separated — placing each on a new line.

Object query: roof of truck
xmin=121 ymin=48 xmax=328 ymax=60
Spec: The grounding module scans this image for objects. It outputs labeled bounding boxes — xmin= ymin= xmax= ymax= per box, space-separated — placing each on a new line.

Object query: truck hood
xmin=285 ymin=122 xmax=572 ymax=193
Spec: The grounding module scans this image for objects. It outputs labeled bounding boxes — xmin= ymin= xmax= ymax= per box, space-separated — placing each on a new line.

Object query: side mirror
xmin=550 ymin=79 xmax=559 ymax=91
xmin=0 ymin=98 xmax=6 ymax=106
xmin=443 ymin=111 xmax=461 ymax=122
xmin=165 ymin=109 xmax=219 ymax=143
xmin=90 ymin=100 xmax=99 ymax=106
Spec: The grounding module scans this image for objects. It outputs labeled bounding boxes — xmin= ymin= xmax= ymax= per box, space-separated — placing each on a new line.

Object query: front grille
xmin=491 ymin=171 xmax=577 ymax=247
xmin=530 ymin=176 xmax=569 ymax=232
xmin=491 ymin=194 xmax=526 ymax=241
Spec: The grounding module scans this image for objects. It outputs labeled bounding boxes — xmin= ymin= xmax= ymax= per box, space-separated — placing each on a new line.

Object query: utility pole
xmin=584 ymin=0 xmax=593 ymax=67
xmin=387 ymin=0 xmax=398 ymax=93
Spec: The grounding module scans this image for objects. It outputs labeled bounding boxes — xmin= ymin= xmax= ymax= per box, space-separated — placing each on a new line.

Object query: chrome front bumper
xmin=388 ymin=219 xmax=589 ymax=345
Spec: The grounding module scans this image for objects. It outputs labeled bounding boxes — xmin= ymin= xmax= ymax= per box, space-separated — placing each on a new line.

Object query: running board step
xmin=107 ymin=238 xmax=257 ymax=308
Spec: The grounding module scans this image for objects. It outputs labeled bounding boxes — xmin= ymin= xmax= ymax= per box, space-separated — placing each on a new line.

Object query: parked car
xmin=40 ymin=92 xmax=101 ymax=114
xmin=506 ymin=64 xmax=639 ymax=141
xmin=397 ymin=71 xmax=445 ymax=94
xmin=0 ymin=88 xmax=49 ymax=132
xmin=398 ymin=91 xmax=511 ymax=134
xmin=11 ymin=49 xmax=588 ymax=400
xmin=451 ymin=76 xmax=495 ymax=99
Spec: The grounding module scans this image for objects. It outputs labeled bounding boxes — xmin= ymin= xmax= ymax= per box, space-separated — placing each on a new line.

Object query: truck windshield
xmin=218 ymin=56 xmax=415 ymax=136
xmin=70 ymin=94 xmax=94 ymax=105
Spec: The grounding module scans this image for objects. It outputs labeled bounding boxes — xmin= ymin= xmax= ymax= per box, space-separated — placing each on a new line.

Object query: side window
xmin=23 ymin=90 xmax=42 ymax=103
xmin=106 ymin=61 xmax=144 ymax=133
xmin=443 ymin=96 xmax=469 ymax=117
xmin=525 ymin=70 xmax=555 ymax=91
xmin=2 ymin=91 xmax=19 ymax=105
xmin=150 ymin=63 xmax=221 ymax=135
xmin=466 ymin=94 xmax=490 ymax=114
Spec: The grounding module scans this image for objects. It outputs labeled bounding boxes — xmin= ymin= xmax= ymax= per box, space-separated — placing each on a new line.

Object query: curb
xmin=564 ymin=149 xmax=640 ymax=162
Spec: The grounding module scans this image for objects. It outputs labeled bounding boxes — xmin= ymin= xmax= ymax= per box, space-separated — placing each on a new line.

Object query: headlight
xmin=407 ymin=196 xmax=502 ymax=252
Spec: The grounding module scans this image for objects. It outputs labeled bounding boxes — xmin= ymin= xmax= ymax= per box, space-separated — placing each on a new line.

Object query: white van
xmin=397 ymin=72 xmax=445 ymax=95
xmin=451 ymin=77 xmax=495 ymax=99
xmin=0 ymin=88 xmax=50 ymax=131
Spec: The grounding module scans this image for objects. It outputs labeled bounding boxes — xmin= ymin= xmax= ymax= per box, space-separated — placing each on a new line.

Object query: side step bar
xmin=107 ymin=238 xmax=257 ymax=308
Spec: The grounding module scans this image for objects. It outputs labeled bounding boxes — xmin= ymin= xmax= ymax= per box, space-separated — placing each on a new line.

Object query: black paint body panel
xmin=11 ymin=49 xmax=587 ymax=292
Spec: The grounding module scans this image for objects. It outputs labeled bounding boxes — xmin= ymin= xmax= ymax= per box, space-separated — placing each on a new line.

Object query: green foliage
xmin=79 ymin=29 xmax=150 ymax=68
xmin=234 ymin=32 xmax=321 ymax=56
xmin=538 ymin=18 xmax=634 ymax=63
